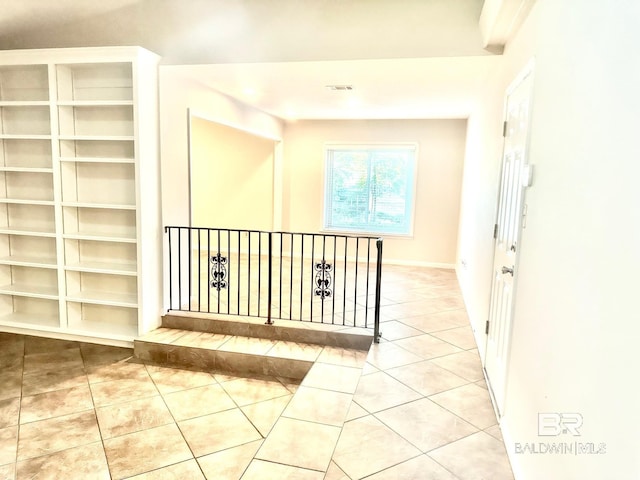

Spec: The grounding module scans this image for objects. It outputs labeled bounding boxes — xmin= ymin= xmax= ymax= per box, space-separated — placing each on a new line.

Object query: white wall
xmin=458 ymin=1 xmax=640 ymax=478
xmin=190 ymin=117 xmax=275 ymax=231
xmin=283 ymin=119 xmax=467 ymax=266
xmin=159 ymin=67 xmax=284 ymax=227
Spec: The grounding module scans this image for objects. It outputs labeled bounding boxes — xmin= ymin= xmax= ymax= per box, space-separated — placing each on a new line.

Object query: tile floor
xmin=0 ymin=265 xmax=514 ymax=479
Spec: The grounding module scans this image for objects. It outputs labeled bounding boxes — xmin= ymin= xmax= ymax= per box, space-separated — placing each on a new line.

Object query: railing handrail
xmin=165 ymin=226 xmax=383 ymax=342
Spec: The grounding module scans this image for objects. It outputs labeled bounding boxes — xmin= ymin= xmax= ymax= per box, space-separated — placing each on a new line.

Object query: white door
xmin=485 ymin=65 xmax=534 ymax=415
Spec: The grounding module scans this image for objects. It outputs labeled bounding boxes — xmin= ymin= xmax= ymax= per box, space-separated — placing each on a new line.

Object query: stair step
xmin=161 ymin=311 xmax=374 ymax=350
xmin=135 ymin=328 xmax=323 ymax=379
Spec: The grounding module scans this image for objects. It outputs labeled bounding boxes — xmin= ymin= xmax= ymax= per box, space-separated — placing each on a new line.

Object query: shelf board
xmin=61 ymin=201 xmax=136 ymax=210
xmin=0 ymin=227 xmax=56 ymax=237
xmin=0 ymin=134 xmax=51 ymax=140
xmin=66 ymin=290 xmax=138 ymax=308
xmin=0 ymin=312 xmax=60 ymax=329
xmin=0 ymin=283 xmax=58 ymax=299
xmin=0 ymin=198 xmax=54 ymax=206
xmin=0 ymin=101 xmax=50 ymax=107
xmin=58 ymin=135 xmax=134 ymax=142
xmin=0 ymin=255 xmax=57 ymax=269
xmin=65 ymin=260 xmax=137 ymax=276
xmin=0 ymin=166 xmax=53 ymax=173
xmin=57 ymin=100 xmax=134 ymax=107
xmin=59 ymin=157 xmax=135 ymax=164
xmin=63 ymin=233 xmax=137 ymax=243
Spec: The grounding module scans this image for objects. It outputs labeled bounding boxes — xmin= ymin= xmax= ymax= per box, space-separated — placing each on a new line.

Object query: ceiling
xmin=0 ymin=0 xmax=503 ymax=120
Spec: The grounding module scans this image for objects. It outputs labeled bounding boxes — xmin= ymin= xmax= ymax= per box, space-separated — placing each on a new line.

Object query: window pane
xmin=324 ymin=146 xmax=415 ymax=235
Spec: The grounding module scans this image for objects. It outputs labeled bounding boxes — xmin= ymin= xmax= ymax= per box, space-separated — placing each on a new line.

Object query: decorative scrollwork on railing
xmin=210 ymin=253 xmax=228 ymax=291
xmin=314 ymin=261 xmax=333 ymax=299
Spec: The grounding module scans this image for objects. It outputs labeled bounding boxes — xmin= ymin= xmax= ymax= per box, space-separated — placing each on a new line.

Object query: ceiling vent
xmin=326 ymin=85 xmax=354 ymax=91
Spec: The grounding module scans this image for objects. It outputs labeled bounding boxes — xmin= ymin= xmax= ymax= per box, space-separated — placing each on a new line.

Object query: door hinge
xmin=502 ymin=121 xmax=508 ymax=137
xmin=485 ymin=320 xmax=490 ymax=334
xmin=493 ymin=223 xmax=498 ymax=239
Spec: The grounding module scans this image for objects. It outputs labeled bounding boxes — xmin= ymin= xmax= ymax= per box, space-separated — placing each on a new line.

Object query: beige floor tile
xmin=266 ymin=341 xmax=323 ymax=361
xmin=283 ymin=386 xmax=352 ymax=426
xmin=315 ymin=346 xmax=368 ymax=368
xmin=89 ymin=376 xmax=159 ymax=407
xmin=197 ymin=439 xmax=262 ymax=480
xmin=0 ymin=398 xmax=19 ymax=429
xmin=428 ymin=431 xmax=514 ymax=480
xmin=366 ymin=342 xmax=422 ymax=370
xmin=431 ymin=326 xmax=478 ymax=350
xmin=392 ymin=334 xmax=462 ymax=360
xmin=146 ymin=364 xmax=216 ymax=394
xmin=103 ymin=423 xmax=192 ymax=479
xmin=21 ymin=367 xmax=88 ymax=397
xmin=386 ymin=360 xmax=469 ymax=396
xmin=301 ymin=363 xmax=362 ymax=394
xmin=0 ymin=463 xmax=14 ymax=480
xmin=242 ymin=459 xmax=324 ymax=480
xmin=15 ymin=441 xmax=109 ymax=480
xmin=361 ymin=362 xmax=379 ymax=375
xmin=429 ymin=384 xmax=498 ymax=429
xmin=79 ymin=343 xmax=133 ymax=367
xmin=324 ymin=461 xmax=350 ymax=480
xmin=172 ymin=331 xmax=230 ymax=349
xmin=0 ymin=426 xmax=17 ymax=466
xmin=217 ymin=336 xmax=277 ymax=355
xmin=20 ymin=384 xmax=94 ymax=424
xmin=485 ymin=424 xmax=504 ymax=441
xmin=221 ymin=376 xmax=291 ymax=406
xmin=365 ymin=454 xmax=458 ymax=480
xmin=400 ymin=309 xmax=469 ymax=333
xmin=378 ymin=320 xmax=424 ymax=341
xmin=430 ymin=350 xmax=484 ymax=382
xmin=178 ymin=408 xmax=261 ymax=457
xmin=86 ymin=361 xmax=149 ymax=384
xmin=0 ymin=366 xmax=22 ymax=400
xmin=277 ymin=376 xmax=303 ymax=394
xmin=163 ymin=384 xmax=236 ymax=421
xmin=353 ymin=371 xmax=421 ymax=413
xmin=256 ymin=417 xmax=341 ymax=472
xmin=96 ymin=396 xmax=173 ymax=439
xmin=127 ymin=459 xmax=205 ymax=479
xmin=332 ymin=415 xmax=421 ymax=479
xmin=241 ymin=395 xmax=292 ymax=436
xmin=23 ymin=336 xmax=79 ymax=355
xmin=22 ymin=348 xmax=84 ymax=375
xmin=345 ymin=400 xmax=368 ymax=421
xmin=17 ymin=411 xmax=100 ymax=461
xmin=375 ymin=398 xmax=478 ymax=452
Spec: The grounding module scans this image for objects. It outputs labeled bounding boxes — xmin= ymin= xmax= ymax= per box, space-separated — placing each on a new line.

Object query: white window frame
xmin=322 ymin=143 xmax=418 ymax=237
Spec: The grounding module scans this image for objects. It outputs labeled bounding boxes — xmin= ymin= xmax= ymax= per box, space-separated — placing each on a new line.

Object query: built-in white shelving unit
xmin=0 ymin=47 xmax=162 ymax=345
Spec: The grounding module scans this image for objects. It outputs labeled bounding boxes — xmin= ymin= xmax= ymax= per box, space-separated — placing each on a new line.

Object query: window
xmin=323 ymin=144 xmax=417 ymax=235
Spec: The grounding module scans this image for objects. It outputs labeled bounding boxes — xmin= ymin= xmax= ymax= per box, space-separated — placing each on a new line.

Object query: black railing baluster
xmin=353 ymin=237 xmax=359 ymax=326
xmin=178 ymin=227 xmax=182 ymax=311
xmin=365 ymin=238 xmax=371 ymax=328
xmin=207 ymin=229 xmax=211 ymax=313
xmin=289 ymin=232 xmax=293 ymax=320
xmin=167 ymin=227 xmax=173 ymax=310
xmin=163 ymin=226 xmax=382 ymax=338
xmin=342 ymin=236 xmax=348 ymax=326
xmin=332 ymin=236 xmax=337 ymax=324
xmin=247 ymin=231 xmax=251 ymax=316
xmin=299 ymin=234 xmax=304 ymax=321
xmin=374 ymin=238 xmax=383 ymax=343
xmin=266 ymin=232 xmax=273 ymax=325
